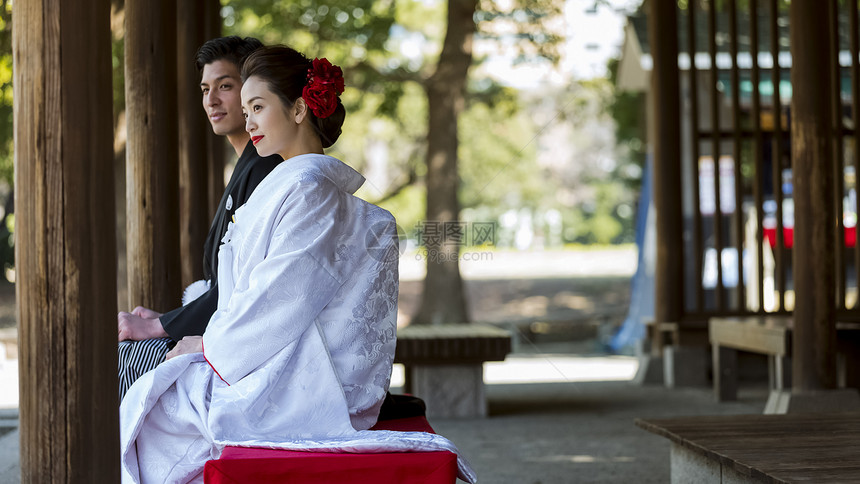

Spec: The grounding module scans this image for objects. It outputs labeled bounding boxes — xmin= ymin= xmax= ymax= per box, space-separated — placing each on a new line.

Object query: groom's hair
xmin=195 ymin=36 xmax=264 ymax=72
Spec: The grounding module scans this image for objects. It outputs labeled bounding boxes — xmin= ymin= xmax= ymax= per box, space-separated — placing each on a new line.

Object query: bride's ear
xmin=294 ymin=98 xmax=309 ymax=124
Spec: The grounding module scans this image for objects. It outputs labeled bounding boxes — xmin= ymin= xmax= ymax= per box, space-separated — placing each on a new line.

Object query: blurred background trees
xmin=0 ymin=0 xmax=646 ymax=313
xmin=219 ymin=0 xmax=640 ymax=324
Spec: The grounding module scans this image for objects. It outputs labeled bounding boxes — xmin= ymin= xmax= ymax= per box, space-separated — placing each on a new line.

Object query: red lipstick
xmin=251 ymin=135 xmax=264 ymax=145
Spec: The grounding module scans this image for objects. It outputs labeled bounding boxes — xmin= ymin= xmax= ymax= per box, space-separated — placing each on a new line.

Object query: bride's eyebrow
xmin=244 ymin=96 xmax=264 ymax=104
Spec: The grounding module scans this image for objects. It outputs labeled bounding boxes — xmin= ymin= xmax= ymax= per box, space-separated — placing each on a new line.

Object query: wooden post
xmin=204 ymin=0 xmax=224 ymax=221
xmin=14 ymin=0 xmax=119 ymax=481
xmin=648 ymin=0 xmax=683 ymax=325
xmin=177 ymin=0 xmax=209 ymax=287
xmin=790 ymin=0 xmax=837 ymax=391
xmin=125 ymin=0 xmax=181 ymax=310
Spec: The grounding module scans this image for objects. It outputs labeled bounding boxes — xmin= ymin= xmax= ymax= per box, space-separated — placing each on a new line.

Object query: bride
xmin=119 ymin=45 xmax=475 ymax=484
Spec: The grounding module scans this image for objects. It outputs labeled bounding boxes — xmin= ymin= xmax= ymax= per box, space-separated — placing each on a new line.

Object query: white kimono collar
xmin=282 ymin=153 xmax=365 ymax=195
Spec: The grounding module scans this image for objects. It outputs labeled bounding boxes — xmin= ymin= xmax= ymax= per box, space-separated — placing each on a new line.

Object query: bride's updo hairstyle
xmin=241 ymin=46 xmax=346 ymax=148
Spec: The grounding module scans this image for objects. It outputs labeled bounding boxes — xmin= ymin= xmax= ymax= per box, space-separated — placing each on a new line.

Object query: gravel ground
xmin=431 ymin=381 xmax=767 ymax=484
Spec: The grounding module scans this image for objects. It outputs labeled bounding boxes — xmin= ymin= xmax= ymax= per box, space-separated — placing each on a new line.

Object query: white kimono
xmin=120 ymin=154 xmax=476 ymax=483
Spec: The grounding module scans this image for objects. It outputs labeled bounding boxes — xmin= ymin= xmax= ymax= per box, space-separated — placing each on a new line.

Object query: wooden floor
xmin=636 ymin=412 xmax=860 ymax=483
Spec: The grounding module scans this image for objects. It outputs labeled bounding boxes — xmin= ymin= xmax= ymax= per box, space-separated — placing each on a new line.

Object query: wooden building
xmin=621 ymin=0 xmax=860 ymax=404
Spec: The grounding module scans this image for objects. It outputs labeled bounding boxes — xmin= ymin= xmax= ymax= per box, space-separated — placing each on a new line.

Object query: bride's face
xmin=241 ymin=76 xmax=297 ymax=159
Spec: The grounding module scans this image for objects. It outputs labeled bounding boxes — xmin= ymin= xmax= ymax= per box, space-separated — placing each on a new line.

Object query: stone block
xmin=670 ymin=443 xmax=720 ymax=484
xmin=670 ymin=443 xmax=758 ymax=484
xmin=409 ymin=364 xmax=485 ymax=419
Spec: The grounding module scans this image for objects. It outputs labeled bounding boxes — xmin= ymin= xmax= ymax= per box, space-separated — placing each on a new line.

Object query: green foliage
xmin=563 ymin=182 xmax=627 ymax=245
xmin=223 ymin=1 xmax=406 ymax=88
xmin=0 ymin=1 xmax=12 ymax=189
xmin=475 ymin=0 xmax=564 ymax=64
xmin=112 ymin=35 xmax=126 ymax=122
xmin=458 ymin=98 xmax=545 ymax=214
xmin=224 ymin=1 xmax=395 ymax=53
xmin=223 ymin=0 xmax=608 ymax=250
xmin=0 ymin=1 xmax=12 ymax=281
xmin=605 ymin=57 xmax=646 ymax=193
xmin=333 ymin=82 xmax=428 ymax=235
xmin=376 ymin=184 xmax=426 ymax=238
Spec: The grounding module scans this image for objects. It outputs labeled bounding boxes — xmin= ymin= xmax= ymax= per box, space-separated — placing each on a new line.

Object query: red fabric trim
xmin=202 ymin=341 xmax=229 ymax=385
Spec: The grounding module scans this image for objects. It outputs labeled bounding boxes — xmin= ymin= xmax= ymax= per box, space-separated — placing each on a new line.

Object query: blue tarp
xmin=609 ymin=154 xmax=654 ymax=353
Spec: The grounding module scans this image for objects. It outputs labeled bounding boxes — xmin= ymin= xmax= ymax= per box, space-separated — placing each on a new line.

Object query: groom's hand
xmin=131 ymin=306 xmax=162 ymax=320
xmin=118 ymin=309 xmax=168 ymax=342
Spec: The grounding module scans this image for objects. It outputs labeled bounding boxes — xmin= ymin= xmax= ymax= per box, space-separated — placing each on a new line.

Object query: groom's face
xmin=200 ymin=60 xmax=246 ymax=138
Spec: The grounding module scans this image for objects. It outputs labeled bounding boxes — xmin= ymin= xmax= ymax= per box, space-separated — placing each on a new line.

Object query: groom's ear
xmin=294 ymin=97 xmax=309 ymax=124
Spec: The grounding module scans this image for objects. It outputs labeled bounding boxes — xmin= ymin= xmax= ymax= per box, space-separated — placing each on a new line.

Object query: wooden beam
xmin=204 ymin=0 xmax=224 ymax=221
xmin=177 ymin=0 xmax=209 ymax=287
xmin=790 ymin=0 xmax=837 ymax=391
xmin=648 ymin=0 xmax=683 ymax=325
xmin=125 ymin=0 xmax=181 ymax=310
xmin=14 ymin=0 xmax=119 ymax=481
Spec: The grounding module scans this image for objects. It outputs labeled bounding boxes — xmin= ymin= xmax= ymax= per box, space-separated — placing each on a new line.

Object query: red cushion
xmin=204 ymin=416 xmax=457 ymax=484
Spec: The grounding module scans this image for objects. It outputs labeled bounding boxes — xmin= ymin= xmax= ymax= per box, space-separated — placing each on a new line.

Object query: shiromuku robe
xmin=119 ymin=154 xmax=476 ymax=484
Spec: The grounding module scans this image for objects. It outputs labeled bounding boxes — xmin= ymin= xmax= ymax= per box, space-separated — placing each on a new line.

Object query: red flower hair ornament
xmin=302 ymin=58 xmax=345 ymax=119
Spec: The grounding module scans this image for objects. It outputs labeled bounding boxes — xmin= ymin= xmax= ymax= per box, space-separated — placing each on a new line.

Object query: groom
xmin=117 ymin=36 xmax=282 ymax=398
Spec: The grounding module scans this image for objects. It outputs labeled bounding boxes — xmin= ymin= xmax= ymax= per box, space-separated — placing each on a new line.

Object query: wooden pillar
xmin=648 ymin=0 xmax=684 ymax=325
xmin=790 ymin=0 xmax=837 ymax=391
xmin=177 ymin=0 xmax=209 ymax=287
xmin=204 ymin=0 xmax=224 ymax=221
xmin=125 ymin=0 xmax=181 ymax=310
xmin=14 ymin=0 xmax=119 ymax=481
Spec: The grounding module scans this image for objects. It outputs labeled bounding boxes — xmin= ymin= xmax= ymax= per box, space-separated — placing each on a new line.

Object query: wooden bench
xmin=637 ymin=412 xmax=860 ymax=483
xmin=709 ymin=316 xmax=860 ymax=402
xmin=394 ymin=324 xmax=512 ymax=418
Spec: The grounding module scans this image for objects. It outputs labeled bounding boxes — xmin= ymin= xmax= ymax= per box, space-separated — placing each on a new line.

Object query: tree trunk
xmin=412 ymin=0 xmax=477 ymax=325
